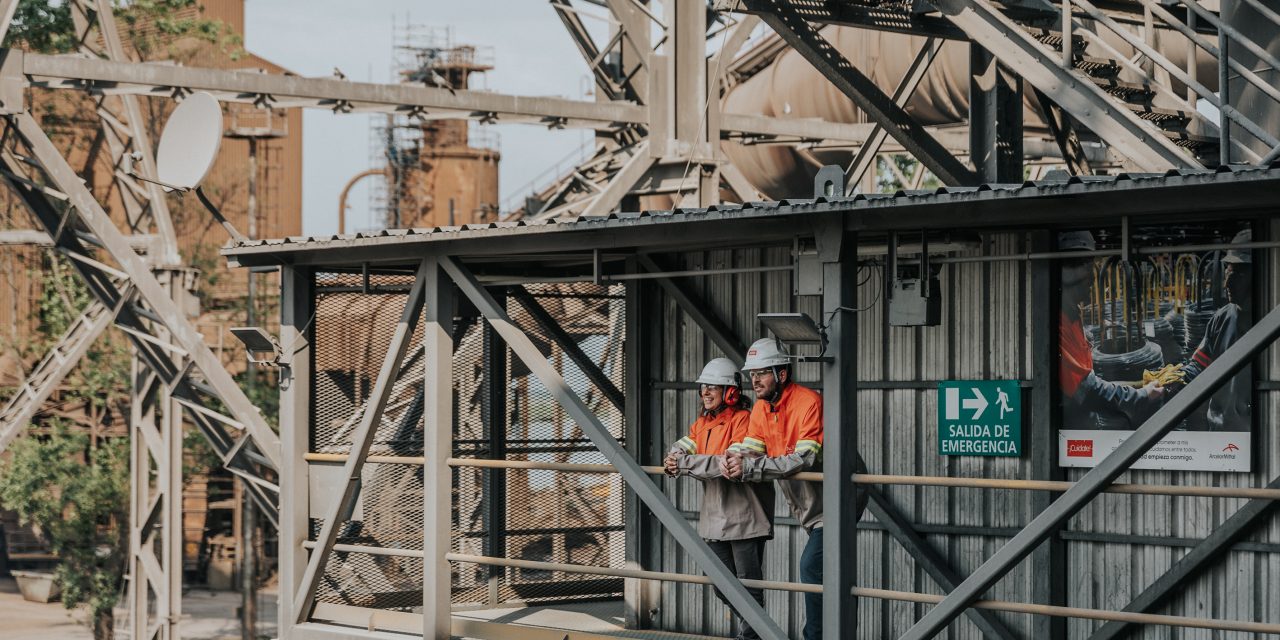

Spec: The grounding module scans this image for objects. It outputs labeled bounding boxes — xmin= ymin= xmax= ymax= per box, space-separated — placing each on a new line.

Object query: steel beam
xmin=293 ymin=259 xmax=429 ymax=623
xmin=126 ymin=268 xmax=186 ymax=640
xmin=1028 ymin=230 xmax=1067 ymax=640
xmin=11 ymin=112 xmax=283 ymax=468
xmin=1 ymin=146 xmax=278 ymax=526
xmin=864 ymin=489 xmax=1019 ymax=640
xmin=744 ymin=0 xmax=977 ymax=186
xmin=969 ymin=44 xmax=1022 ymax=183
xmin=511 ymin=285 xmax=625 ymax=411
xmin=1089 ymin=471 xmax=1280 ymax=640
xmin=925 ymin=0 xmax=1199 ymax=171
xmin=481 ymin=313 xmax=507 ymax=607
xmin=0 ymin=299 xmax=116 ymax=453
xmin=16 ymin=52 xmax=950 ymax=150
xmin=623 ymin=265 xmax=661 ymax=628
xmin=22 ymin=52 xmax=646 ymax=129
xmin=602 ymin=0 xmax=651 ymax=102
xmin=440 ymin=256 xmax=788 ymax=640
xmin=278 ymin=265 xmax=312 ymax=639
xmin=90 ymin=0 xmax=178 ymax=262
xmin=636 ymin=254 xmax=747 ymax=366
xmin=723 ymin=0 xmax=969 ymax=40
xmin=900 ymin=302 xmax=1280 ymax=639
xmin=582 ymin=145 xmax=656 ymax=215
xmin=551 ymin=0 xmax=623 ymax=101
xmin=0 ymin=0 xmax=16 ymax=43
xmin=1033 ymin=88 xmax=1092 ymax=176
xmin=818 ymin=218 xmax=858 ymax=638
xmin=845 ymin=38 xmax=941 ymax=193
xmin=422 ymin=258 xmax=455 ymax=638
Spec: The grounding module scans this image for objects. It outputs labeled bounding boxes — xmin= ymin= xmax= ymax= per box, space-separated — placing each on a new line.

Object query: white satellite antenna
xmin=156 ymin=91 xmax=222 ymax=190
xmin=150 ymin=91 xmax=246 ymax=242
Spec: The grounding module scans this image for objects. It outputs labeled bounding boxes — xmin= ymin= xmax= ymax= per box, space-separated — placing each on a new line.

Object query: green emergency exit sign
xmin=938 ymin=380 xmax=1021 ymax=456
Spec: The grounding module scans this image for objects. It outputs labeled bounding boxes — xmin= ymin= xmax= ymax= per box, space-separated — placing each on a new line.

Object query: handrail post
xmin=1218 ymin=28 xmax=1230 ymax=166
xmin=1062 ymin=0 xmax=1073 ymax=68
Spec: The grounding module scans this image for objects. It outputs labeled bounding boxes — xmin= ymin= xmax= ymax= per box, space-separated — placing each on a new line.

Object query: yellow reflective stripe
xmin=795 ymin=440 xmax=822 ymax=454
xmin=741 ymin=437 xmax=767 ymax=453
xmin=675 ymin=437 xmax=697 ymax=453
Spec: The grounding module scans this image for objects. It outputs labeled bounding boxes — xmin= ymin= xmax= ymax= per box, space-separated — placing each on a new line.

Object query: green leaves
xmin=4 ymin=1 xmax=75 ymax=53
xmin=0 ymin=422 xmax=129 ymax=618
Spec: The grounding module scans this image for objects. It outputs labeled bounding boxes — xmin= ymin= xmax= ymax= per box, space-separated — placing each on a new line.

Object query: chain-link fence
xmin=309 ymin=272 xmax=627 ymax=613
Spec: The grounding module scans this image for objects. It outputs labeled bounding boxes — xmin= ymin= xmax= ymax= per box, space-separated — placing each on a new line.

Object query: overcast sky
xmin=243 ymin=1 xmax=606 ymax=236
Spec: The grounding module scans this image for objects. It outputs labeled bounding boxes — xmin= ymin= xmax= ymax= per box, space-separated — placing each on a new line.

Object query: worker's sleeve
xmin=1073 ymin=371 xmax=1160 ymax=426
xmin=735 ymin=409 xmax=768 ymax=460
xmin=742 ymin=395 xmax=823 ymax=482
xmin=1181 ymin=305 xmax=1241 ymax=384
xmin=676 ymin=454 xmax=724 ymax=479
xmin=667 ymin=423 xmax=699 ymax=458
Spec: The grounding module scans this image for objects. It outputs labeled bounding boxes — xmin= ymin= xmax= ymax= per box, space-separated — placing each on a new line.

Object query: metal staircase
xmin=521 ymin=141 xmax=648 ymax=220
xmin=729 ymin=0 xmax=1280 ymax=173
xmin=1026 ymin=25 xmax=1221 ymax=162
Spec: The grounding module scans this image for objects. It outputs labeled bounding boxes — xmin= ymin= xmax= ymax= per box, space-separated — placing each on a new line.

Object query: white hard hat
xmin=1058 ymin=230 xmax=1096 ymax=252
xmin=1222 ymin=228 xmax=1251 ymax=265
xmin=695 ymin=358 xmax=740 ymax=387
xmin=742 ymin=338 xmax=790 ymax=371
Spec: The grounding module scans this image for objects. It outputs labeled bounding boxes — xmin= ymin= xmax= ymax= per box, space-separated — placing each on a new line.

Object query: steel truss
xmin=2 ymin=3 xmax=1277 ymax=640
xmin=1 ymin=109 xmax=281 ymax=640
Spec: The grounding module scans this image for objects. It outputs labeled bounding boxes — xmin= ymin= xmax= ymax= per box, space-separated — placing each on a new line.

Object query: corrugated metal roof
xmin=223 ymin=166 xmax=1280 ymax=263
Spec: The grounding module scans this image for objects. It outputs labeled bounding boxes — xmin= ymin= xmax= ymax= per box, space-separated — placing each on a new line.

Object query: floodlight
xmin=758 ymin=312 xmax=824 ymax=344
xmin=230 ymin=326 xmax=281 ymax=366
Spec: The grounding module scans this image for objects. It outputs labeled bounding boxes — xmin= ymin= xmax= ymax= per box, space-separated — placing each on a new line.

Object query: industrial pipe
xmin=337 ymin=168 xmax=386 ymax=235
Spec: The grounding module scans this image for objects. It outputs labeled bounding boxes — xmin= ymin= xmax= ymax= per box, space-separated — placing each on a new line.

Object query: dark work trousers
xmin=707 ymin=537 xmax=768 ymax=640
xmin=799 ymin=526 xmax=823 ymax=640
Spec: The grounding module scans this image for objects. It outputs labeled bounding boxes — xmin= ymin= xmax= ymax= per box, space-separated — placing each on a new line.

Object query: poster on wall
xmin=1057 ymin=223 xmax=1253 ymax=472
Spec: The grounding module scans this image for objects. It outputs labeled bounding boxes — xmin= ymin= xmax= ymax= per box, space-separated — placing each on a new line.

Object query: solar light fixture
xmin=758 ymin=312 xmax=824 ymax=344
xmin=230 ymin=326 xmax=282 ymax=366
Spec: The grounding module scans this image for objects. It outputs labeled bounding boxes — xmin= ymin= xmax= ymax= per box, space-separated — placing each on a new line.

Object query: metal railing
xmin=301 ymin=453 xmax=1280 ymax=501
xmin=1058 ymin=0 xmax=1280 ymax=164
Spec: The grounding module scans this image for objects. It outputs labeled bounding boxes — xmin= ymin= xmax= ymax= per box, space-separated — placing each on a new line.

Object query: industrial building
xmin=0 ymin=0 xmax=1277 ymax=639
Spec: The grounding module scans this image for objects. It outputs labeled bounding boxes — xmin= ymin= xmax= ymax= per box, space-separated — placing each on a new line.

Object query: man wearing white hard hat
xmin=664 ymin=358 xmax=775 ymax=640
xmin=722 ymin=338 xmax=833 ymax=640
xmin=1174 ymin=227 xmax=1253 ymax=429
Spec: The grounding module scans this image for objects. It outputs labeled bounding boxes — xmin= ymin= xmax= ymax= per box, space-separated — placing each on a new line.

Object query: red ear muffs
xmin=724 ymin=385 xmax=740 ymax=406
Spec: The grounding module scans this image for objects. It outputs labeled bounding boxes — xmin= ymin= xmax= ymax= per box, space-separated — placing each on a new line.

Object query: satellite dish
xmin=155 ymin=91 xmax=223 ymax=192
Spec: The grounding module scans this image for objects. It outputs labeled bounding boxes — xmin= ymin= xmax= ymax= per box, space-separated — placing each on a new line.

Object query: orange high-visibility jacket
xmin=738 ymin=383 xmax=826 ymax=532
xmin=668 ymin=406 xmax=774 ymax=541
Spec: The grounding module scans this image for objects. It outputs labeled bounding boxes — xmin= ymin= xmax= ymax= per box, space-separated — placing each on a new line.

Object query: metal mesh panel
xmin=311 ymin=271 xmax=426 ymax=612
xmin=452 ymin=283 xmax=628 ymax=606
xmin=313 ymin=272 xmax=425 ymax=457
xmin=310 ymin=275 xmax=628 ymax=613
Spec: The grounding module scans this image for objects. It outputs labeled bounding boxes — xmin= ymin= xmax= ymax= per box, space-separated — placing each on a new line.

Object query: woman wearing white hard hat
xmin=664 ymin=357 xmax=774 ymax=640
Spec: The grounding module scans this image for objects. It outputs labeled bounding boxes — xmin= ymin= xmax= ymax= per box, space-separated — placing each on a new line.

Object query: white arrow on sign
xmin=946 ymin=386 xmax=990 ymax=421
xmin=962 ymin=388 xmax=988 ymax=420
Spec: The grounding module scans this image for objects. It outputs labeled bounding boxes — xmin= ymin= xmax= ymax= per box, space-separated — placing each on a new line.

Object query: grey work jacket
xmin=671 ymin=450 xmax=776 ymax=541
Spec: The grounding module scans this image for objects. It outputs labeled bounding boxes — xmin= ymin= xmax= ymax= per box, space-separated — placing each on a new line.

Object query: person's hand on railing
xmin=664 ymin=452 xmax=681 ymax=477
xmin=721 ymin=451 xmax=744 ymax=480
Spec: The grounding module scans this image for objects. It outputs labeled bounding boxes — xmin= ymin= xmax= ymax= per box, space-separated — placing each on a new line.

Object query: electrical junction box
xmin=889 ymin=276 xmax=941 ymax=326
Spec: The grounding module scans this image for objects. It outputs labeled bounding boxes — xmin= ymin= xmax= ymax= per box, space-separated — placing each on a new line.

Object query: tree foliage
xmin=4 ymin=0 xmax=242 ymax=58
xmin=33 ymin=255 xmax=131 ymax=425
xmin=0 ymin=421 xmax=129 ymax=636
